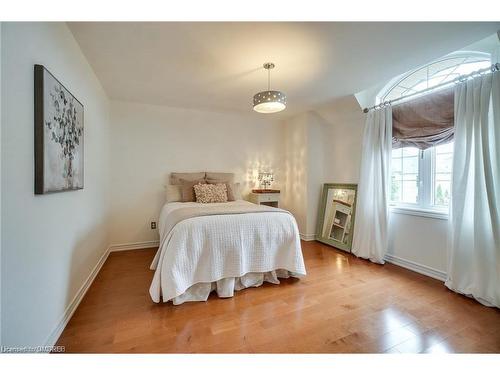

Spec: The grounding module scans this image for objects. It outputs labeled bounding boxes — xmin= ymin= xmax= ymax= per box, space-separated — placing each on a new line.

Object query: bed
xmin=149 ymin=173 xmax=306 ymax=304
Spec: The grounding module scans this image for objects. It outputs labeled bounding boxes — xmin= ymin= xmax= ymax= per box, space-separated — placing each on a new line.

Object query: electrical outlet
xmin=150 ymin=221 xmax=157 ymax=230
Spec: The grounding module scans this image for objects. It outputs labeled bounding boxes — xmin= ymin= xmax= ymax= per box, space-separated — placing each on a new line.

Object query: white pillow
xmin=165 ymin=184 xmax=182 ymax=203
xmin=233 ymin=182 xmax=242 ymax=200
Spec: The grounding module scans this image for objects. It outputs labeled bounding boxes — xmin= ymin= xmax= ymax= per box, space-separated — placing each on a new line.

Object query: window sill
xmin=390 ymin=206 xmax=449 ymax=220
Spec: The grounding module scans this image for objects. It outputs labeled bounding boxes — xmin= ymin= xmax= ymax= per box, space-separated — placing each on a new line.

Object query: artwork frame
xmin=34 ymin=64 xmax=84 ymax=194
xmin=316 ymin=183 xmax=358 ymax=252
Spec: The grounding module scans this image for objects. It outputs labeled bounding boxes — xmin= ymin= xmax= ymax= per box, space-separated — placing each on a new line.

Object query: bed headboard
xmin=169 ymin=172 xmax=206 ymax=185
xmin=205 ymin=172 xmax=235 ymax=183
xmin=169 ymin=172 xmax=235 ymax=185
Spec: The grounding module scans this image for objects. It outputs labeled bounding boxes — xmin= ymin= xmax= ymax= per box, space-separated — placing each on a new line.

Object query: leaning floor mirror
xmin=316 ymin=183 xmax=358 ymax=252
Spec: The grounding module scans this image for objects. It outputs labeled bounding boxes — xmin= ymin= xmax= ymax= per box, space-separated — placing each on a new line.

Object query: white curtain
xmin=352 ymin=107 xmax=392 ymax=264
xmin=446 ymin=71 xmax=500 ymax=308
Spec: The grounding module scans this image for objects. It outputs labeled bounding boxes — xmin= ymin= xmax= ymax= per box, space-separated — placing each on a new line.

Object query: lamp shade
xmin=253 ymin=90 xmax=286 ymax=113
xmin=253 ymin=90 xmax=287 ymax=114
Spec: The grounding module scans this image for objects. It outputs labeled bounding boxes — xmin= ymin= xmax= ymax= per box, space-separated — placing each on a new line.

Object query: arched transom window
xmin=379 ymin=53 xmax=491 ymax=103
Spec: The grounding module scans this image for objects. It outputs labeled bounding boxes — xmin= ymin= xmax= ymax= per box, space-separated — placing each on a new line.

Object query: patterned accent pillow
xmin=194 ymin=183 xmax=228 ymax=203
xmin=206 ymin=178 xmax=235 ymax=201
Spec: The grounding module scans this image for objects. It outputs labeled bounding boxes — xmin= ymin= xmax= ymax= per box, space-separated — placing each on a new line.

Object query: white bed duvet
xmin=149 ymin=200 xmax=306 ymax=304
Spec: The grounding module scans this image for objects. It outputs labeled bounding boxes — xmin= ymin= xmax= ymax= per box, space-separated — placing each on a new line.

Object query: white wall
xmin=282 ymin=98 xmax=365 ymax=238
xmin=305 ymin=114 xmax=325 ymax=236
xmin=388 ymin=213 xmax=448 ymax=273
xmin=1 ymin=23 xmax=111 ymax=346
xmin=306 ymin=97 xmax=366 ymax=238
xmin=109 ymin=101 xmax=285 ymax=245
xmin=281 ymin=113 xmax=308 ymax=234
xmin=281 ymin=111 xmax=326 ymax=237
xmin=316 ymin=97 xmax=366 ymax=184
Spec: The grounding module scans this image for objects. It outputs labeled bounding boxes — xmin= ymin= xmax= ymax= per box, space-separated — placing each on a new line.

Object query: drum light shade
xmin=253 ymin=90 xmax=287 ymax=113
xmin=253 ymin=63 xmax=286 ymax=114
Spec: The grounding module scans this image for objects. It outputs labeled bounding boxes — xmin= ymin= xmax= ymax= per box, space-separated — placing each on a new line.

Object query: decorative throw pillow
xmin=179 ymin=178 xmax=206 ymax=202
xmin=194 ymin=183 xmax=228 ymax=203
xmin=232 ymin=182 xmax=242 ymax=200
xmin=206 ymin=178 xmax=235 ymax=201
xmin=165 ymin=184 xmax=182 ymax=203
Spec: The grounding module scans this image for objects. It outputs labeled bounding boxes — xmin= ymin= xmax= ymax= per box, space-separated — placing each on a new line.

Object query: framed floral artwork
xmin=34 ymin=65 xmax=84 ymax=194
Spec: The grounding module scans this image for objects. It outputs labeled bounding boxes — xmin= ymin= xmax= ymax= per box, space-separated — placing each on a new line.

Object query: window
xmin=433 ymin=142 xmax=453 ymax=207
xmin=391 ymin=147 xmax=419 ymax=204
xmin=379 ymin=53 xmax=491 ymax=103
xmin=382 ymin=52 xmax=490 ymax=215
xmin=390 ymin=143 xmax=454 ymax=212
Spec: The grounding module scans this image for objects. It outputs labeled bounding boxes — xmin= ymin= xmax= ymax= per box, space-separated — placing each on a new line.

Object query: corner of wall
xmin=281 ymin=98 xmax=366 ymax=238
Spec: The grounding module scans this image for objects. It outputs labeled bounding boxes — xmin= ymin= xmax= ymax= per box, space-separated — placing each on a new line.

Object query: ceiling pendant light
xmin=253 ymin=62 xmax=286 ymax=114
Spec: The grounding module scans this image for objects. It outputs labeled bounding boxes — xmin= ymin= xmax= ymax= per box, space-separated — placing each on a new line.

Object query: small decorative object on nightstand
xmin=249 ymin=189 xmax=280 ymax=208
xmin=258 ymin=172 xmax=274 ymax=190
xmin=251 ymin=172 xmax=279 ymax=207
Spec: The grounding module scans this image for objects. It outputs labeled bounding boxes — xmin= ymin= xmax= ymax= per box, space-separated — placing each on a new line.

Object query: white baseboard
xmin=44 ymin=240 xmax=160 ymax=347
xmin=45 ymin=246 xmax=110 ymax=347
xmin=45 ymin=241 xmax=160 ymax=346
xmin=108 ymin=240 xmax=160 ymax=252
xmin=384 ymin=253 xmax=447 ymax=281
xmin=300 ymin=233 xmax=316 ymax=241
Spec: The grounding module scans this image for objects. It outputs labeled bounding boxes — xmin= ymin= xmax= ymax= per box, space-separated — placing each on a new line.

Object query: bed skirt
xmin=169 ymin=269 xmax=302 ymax=305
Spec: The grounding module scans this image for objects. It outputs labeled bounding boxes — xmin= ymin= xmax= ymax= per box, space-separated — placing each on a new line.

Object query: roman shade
xmin=392 ymin=87 xmax=454 ymax=150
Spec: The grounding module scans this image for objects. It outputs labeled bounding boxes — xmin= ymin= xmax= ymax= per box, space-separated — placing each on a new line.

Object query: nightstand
xmin=249 ymin=190 xmax=280 ymax=208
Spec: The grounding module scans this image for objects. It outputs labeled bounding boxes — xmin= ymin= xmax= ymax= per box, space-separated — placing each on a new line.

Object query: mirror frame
xmin=316 ymin=183 xmax=358 ymax=252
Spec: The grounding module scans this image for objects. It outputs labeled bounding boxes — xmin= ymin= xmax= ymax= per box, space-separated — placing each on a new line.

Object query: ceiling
xmin=68 ymin=22 xmax=500 ymax=117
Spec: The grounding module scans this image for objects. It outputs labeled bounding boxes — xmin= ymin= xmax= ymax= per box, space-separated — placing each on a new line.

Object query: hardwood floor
xmin=56 ymin=241 xmax=500 ymax=353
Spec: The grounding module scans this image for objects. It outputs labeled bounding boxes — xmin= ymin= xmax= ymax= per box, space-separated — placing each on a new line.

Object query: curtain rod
xmin=363 ymin=62 xmax=500 ymax=113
